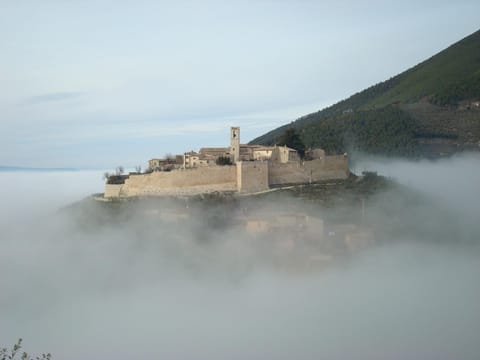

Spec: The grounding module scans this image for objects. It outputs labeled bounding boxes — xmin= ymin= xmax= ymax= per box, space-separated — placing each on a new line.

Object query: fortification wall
xmin=119 ymin=165 xmax=237 ymax=197
xmin=237 ymin=161 xmax=269 ymax=193
xmin=104 ymin=184 xmax=124 ymax=198
xmin=268 ymin=155 xmax=348 ymax=186
xmin=104 ymin=155 xmax=349 ymax=198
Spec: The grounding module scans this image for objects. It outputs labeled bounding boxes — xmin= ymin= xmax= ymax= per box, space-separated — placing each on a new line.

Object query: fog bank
xmin=1 ymin=156 xmax=479 ymax=359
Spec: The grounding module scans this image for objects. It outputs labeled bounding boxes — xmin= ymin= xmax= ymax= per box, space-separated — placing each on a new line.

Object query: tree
xmin=277 ymin=128 xmax=306 ymax=158
xmin=216 ymin=156 xmax=233 ymax=166
xmin=0 ymin=339 xmax=51 ymax=360
xmin=165 ymin=153 xmax=175 ymax=162
xmin=115 ymin=166 xmax=124 ymax=175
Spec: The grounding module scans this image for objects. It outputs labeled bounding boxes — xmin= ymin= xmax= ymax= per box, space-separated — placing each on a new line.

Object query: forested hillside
xmin=250 ymin=29 xmax=480 ymax=157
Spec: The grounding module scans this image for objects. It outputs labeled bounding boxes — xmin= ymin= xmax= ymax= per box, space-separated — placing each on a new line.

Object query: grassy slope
xmin=366 ymin=29 xmax=480 ymax=108
xmin=250 ymin=29 xmax=480 ymax=153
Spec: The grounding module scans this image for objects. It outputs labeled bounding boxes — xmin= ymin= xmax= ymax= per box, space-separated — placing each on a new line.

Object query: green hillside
xmin=250 ymin=29 xmax=480 ymax=157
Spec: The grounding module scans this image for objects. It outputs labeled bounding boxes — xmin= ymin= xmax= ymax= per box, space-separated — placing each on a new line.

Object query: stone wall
xmin=268 ymin=155 xmax=349 ymax=186
xmin=236 ymin=161 xmax=269 ymax=193
xmin=120 ymin=165 xmax=237 ymax=197
xmin=104 ymin=155 xmax=349 ymax=198
xmin=104 ymin=184 xmax=124 ymax=198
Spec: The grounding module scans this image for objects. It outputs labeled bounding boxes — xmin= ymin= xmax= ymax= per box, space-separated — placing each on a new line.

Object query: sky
xmin=1 ymin=0 xmax=479 ymax=169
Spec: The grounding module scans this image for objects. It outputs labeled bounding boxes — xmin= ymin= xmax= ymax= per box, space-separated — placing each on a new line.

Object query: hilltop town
xmin=104 ymin=127 xmax=349 ymax=198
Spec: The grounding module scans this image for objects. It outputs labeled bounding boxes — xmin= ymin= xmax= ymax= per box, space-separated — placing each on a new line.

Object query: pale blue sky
xmin=1 ymin=0 xmax=479 ymax=168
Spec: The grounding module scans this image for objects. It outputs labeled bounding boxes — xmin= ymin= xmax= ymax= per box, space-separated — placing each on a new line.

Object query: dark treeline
xmin=301 ymin=106 xmax=418 ymax=156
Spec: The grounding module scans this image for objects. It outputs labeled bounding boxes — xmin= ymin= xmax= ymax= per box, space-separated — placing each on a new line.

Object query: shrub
xmin=0 ymin=339 xmax=51 ymax=360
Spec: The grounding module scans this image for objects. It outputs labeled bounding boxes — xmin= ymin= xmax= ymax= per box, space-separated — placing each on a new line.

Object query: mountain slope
xmin=250 ymin=29 xmax=480 ymax=157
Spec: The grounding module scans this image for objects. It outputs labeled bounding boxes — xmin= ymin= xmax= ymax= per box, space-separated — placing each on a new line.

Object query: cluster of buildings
xmin=142 ymin=203 xmax=374 ymax=267
xmin=103 ymin=126 xmax=371 ymax=266
xmin=147 ymin=127 xmax=302 ymax=172
xmin=104 ymin=126 xmax=348 ymax=198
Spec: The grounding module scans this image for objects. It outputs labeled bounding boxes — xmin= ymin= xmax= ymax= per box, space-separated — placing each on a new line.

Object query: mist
xmin=1 ymin=156 xmax=480 ymax=360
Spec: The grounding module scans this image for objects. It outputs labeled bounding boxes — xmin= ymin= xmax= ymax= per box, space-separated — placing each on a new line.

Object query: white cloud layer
xmin=0 ymin=155 xmax=480 ymax=359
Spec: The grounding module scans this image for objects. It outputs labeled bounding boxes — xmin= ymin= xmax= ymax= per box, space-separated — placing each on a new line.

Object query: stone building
xmin=246 ymin=213 xmax=324 ymax=237
xmin=271 ymin=146 xmax=299 ymax=163
xmin=148 ymin=156 xmax=183 ymax=171
xmin=183 ymin=151 xmax=216 ymax=168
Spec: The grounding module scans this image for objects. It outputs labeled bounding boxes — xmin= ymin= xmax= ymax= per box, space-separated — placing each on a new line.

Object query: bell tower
xmin=230 ymin=127 xmax=240 ymax=163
